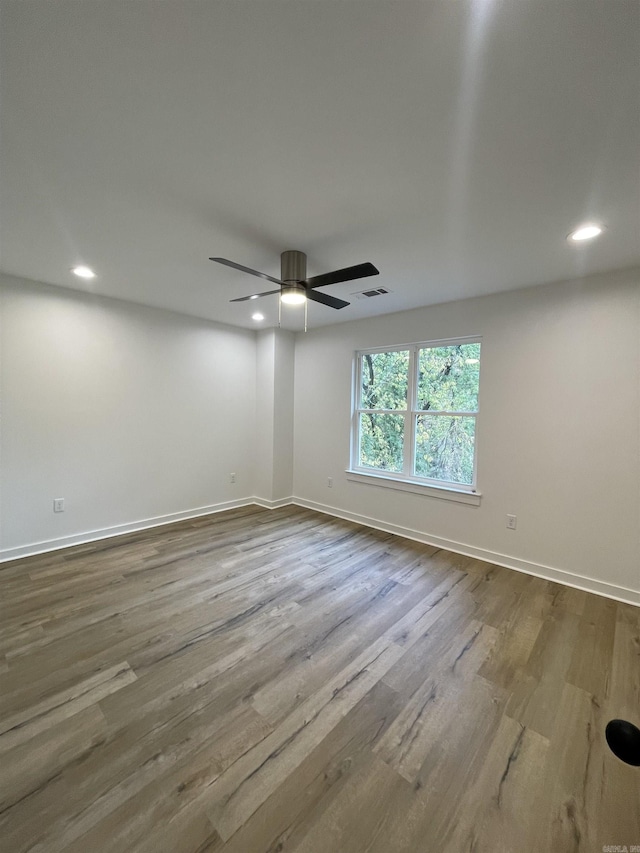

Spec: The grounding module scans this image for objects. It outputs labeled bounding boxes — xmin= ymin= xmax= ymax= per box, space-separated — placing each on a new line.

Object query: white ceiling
xmin=1 ymin=0 xmax=638 ymax=331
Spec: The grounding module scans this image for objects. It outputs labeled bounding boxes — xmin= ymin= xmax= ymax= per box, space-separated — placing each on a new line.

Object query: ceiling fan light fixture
xmin=212 ymin=250 xmax=378 ymax=311
xmin=280 ymin=286 xmax=306 ymax=306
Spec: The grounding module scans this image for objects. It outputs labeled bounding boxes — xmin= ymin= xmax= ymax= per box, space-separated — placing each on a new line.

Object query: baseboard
xmin=0 ymin=498 xmax=257 ymax=563
xmin=252 ymin=496 xmax=295 ymax=510
xmin=291 ymin=496 xmax=640 ymax=607
xmin=3 ymin=495 xmax=638 ymax=607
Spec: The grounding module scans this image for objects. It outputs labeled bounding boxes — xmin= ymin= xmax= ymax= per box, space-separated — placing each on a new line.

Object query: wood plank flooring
xmin=1 ymin=504 xmax=639 ymax=852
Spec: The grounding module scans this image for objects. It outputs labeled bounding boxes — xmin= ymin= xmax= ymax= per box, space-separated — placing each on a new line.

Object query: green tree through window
xmin=353 ymin=340 xmax=481 ymax=489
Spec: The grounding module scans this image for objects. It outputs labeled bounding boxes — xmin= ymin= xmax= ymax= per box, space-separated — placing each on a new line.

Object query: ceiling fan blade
xmin=304 ymin=262 xmax=379 ymax=290
xmin=306 ymin=289 xmax=350 ymax=310
xmin=230 ymin=288 xmax=281 ymax=303
xmin=210 ymin=257 xmax=283 ymax=286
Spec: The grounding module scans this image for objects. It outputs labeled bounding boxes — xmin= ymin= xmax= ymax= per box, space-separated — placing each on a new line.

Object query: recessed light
xmin=251 ymin=312 xmax=264 ymax=321
xmin=568 ymin=224 xmax=604 ymax=242
xmin=72 ymin=265 xmax=96 ymax=279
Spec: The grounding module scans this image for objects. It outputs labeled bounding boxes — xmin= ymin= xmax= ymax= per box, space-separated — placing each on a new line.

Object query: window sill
xmin=345 ymin=469 xmax=482 ymax=505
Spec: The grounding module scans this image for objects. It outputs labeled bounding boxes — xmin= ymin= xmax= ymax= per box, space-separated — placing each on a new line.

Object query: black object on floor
xmin=605 ymin=719 xmax=640 ymax=766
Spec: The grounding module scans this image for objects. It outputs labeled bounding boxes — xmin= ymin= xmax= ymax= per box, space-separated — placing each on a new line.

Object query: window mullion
xmin=352 ymin=356 xmax=360 ymax=468
xmin=403 ymin=347 xmax=417 ymax=477
xmin=419 ymin=410 xmax=477 ymax=417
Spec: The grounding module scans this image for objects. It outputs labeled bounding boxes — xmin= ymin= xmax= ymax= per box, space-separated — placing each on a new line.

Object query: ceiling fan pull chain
xmin=304 ymin=297 xmax=308 ymax=333
xmin=278 ymin=294 xmax=281 ymax=328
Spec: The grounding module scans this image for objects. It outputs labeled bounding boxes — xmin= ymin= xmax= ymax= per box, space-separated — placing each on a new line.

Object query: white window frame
xmin=347 ymin=336 xmax=482 ymax=505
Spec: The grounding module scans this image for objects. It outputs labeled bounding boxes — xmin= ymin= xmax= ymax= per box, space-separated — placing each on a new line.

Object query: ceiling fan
xmin=210 ymin=250 xmax=379 ymax=310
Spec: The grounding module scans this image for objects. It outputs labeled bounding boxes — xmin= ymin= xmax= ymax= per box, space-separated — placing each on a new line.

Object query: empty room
xmin=1 ymin=1 xmax=639 ymax=851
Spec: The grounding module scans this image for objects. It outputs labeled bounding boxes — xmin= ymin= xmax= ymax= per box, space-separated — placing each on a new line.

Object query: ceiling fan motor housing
xmin=280 ymin=250 xmax=308 ymax=301
xmin=281 ymin=250 xmax=307 ymax=284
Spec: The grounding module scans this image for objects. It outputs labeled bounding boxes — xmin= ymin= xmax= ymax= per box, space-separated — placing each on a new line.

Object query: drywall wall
xmin=3 ymin=267 xmax=639 ymax=604
xmin=253 ymin=328 xmax=295 ymax=504
xmin=0 ymin=274 xmax=257 ymax=557
xmin=254 ymin=330 xmax=276 ymax=502
xmin=292 ymin=268 xmax=640 ymax=601
xmin=272 ymin=329 xmax=295 ymax=501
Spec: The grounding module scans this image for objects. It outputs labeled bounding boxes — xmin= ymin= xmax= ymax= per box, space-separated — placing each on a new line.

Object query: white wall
xmin=272 ymin=329 xmax=295 ymax=502
xmin=253 ymin=328 xmax=295 ymax=504
xmin=254 ymin=330 xmax=276 ymax=501
xmin=292 ymin=269 xmax=640 ymax=601
xmin=3 ymin=268 xmax=639 ymax=604
xmin=0 ymin=275 xmax=257 ymax=557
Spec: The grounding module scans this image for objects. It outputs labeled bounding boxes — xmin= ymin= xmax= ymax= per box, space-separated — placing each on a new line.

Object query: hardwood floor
xmin=1 ymin=504 xmax=639 ymax=852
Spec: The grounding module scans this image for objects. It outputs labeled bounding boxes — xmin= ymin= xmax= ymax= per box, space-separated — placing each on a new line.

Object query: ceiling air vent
xmin=352 ymin=287 xmax=391 ymax=300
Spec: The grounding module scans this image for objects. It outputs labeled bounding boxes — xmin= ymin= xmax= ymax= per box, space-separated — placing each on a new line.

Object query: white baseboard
xmin=291 ymin=496 xmax=640 ymax=607
xmin=3 ymin=495 xmax=638 ymax=608
xmin=253 ymin=496 xmax=295 ymax=510
xmin=0 ymin=498 xmax=257 ymax=563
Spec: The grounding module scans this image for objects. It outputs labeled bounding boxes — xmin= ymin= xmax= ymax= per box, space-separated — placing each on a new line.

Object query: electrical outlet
xmin=230 ymin=473 xmax=236 ymax=484
xmin=327 ymin=477 xmax=333 ymax=488
xmin=53 ymin=498 xmax=65 ymax=513
xmin=506 ymin=514 xmax=517 ymax=530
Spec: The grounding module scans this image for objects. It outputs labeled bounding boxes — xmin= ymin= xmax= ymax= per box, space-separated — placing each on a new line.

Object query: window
xmin=350 ymin=338 xmax=481 ymax=495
